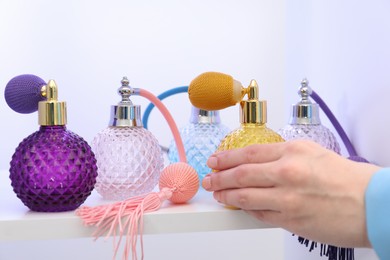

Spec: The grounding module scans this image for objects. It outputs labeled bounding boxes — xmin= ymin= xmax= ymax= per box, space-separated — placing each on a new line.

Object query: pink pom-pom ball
xmin=159 ymin=162 xmax=199 ymax=204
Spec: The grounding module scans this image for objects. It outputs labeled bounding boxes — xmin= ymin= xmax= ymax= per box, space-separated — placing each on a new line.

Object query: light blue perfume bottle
xmin=142 ymin=86 xmax=230 ymax=184
xmin=168 ymin=106 xmax=230 ymax=182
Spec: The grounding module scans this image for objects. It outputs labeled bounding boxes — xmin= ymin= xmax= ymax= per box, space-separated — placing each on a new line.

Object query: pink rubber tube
xmin=136 ymin=88 xmax=187 ymax=163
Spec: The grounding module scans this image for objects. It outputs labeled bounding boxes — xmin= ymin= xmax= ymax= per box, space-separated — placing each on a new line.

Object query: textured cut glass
xmin=9 ymin=126 xmax=98 ymax=212
xmin=92 ymin=126 xmax=163 ymax=200
xmin=168 ymin=122 xmax=229 ymax=182
xmin=217 ymin=123 xmax=284 ymax=151
xmin=278 ymin=124 xmax=341 ymax=153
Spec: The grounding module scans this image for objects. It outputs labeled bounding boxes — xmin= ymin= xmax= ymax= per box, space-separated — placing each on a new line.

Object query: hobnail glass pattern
xmin=278 ymin=124 xmax=341 ymax=153
xmin=168 ymin=123 xmax=230 ymax=182
xmin=217 ymin=123 xmax=284 ymax=152
xmin=9 ymin=126 xmax=98 ymax=212
xmin=92 ymin=126 xmax=163 ymax=200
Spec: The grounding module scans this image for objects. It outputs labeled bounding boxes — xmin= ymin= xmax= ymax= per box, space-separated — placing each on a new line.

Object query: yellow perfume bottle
xmin=217 ymin=79 xmax=284 ymax=151
xmin=189 ymin=72 xmax=284 ymax=209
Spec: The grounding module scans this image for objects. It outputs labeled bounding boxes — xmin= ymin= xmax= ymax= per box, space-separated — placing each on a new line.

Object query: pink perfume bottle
xmin=278 ymin=79 xmax=353 ymax=260
xmin=5 ymin=75 xmax=98 ymax=212
xmin=91 ymin=77 xmax=164 ymax=200
xmin=278 ymin=79 xmax=340 ymax=153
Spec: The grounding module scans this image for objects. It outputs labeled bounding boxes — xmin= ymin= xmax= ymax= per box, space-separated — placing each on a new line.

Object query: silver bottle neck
xmin=289 ymin=102 xmax=321 ymax=125
xmin=108 ymin=76 xmax=142 ymax=127
xmin=289 ymin=78 xmax=321 ymax=125
xmin=190 ymin=106 xmax=221 ymax=124
xmin=109 ymin=104 xmax=143 ymax=127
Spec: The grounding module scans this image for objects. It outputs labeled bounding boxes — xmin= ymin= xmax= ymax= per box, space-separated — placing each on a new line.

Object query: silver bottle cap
xmin=289 ymin=79 xmax=321 ymax=125
xmin=109 ymin=77 xmax=143 ymax=127
xmin=190 ymin=106 xmax=221 ymax=124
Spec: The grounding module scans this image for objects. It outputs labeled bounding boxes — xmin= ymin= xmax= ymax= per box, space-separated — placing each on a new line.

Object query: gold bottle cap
xmin=38 ymin=80 xmax=67 ymax=126
xmin=239 ymin=79 xmax=267 ymax=124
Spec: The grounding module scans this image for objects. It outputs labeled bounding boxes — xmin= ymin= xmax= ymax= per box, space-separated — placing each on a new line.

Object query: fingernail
xmin=207 ymin=156 xmax=218 ymax=169
xmin=202 ymin=176 xmax=211 ymax=190
xmin=213 ymin=192 xmax=220 ymax=202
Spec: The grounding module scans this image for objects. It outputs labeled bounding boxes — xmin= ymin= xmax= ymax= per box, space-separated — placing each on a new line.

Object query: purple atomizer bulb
xmin=5 ymin=75 xmax=98 ymax=212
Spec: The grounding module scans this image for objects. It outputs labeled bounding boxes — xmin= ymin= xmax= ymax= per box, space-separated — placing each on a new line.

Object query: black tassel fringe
xmin=294 ymin=235 xmax=354 ymax=260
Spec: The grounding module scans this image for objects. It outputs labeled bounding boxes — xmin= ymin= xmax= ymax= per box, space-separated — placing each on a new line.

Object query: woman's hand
xmin=202 ymin=140 xmax=380 ymax=248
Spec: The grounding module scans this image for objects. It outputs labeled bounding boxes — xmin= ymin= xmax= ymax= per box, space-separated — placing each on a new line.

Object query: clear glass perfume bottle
xmin=168 ymin=106 xmax=230 ymax=182
xmin=217 ymin=79 xmax=284 ymax=151
xmin=8 ymin=78 xmax=98 ymax=212
xmin=279 ymin=79 xmax=350 ymax=260
xmin=91 ymin=77 xmax=164 ymax=200
xmin=278 ymin=79 xmax=341 ymax=153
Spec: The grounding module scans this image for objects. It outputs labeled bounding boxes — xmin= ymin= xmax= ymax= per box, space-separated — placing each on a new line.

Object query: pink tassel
xmin=76 ymin=188 xmax=172 ymax=260
xmin=76 ymin=162 xmax=199 ymax=260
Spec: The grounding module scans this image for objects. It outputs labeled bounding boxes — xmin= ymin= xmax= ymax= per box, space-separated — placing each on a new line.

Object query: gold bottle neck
xmin=38 ymin=80 xmax=67 ymax=126
xmin=239 ymin=79 xmax=267 ymax=124
xmin=240 ymin=122 xmax=266 ymax=128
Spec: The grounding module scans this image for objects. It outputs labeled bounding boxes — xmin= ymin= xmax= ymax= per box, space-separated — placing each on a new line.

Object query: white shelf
xmin=0 ymin=170 xmax=273 ymax=241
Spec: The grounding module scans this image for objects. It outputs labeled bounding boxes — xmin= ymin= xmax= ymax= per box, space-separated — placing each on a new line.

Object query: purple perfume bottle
xmin=91 ymin=77 xmax=163 ymax=200
xmin=5 ymin=75 xmax=98 ymax=212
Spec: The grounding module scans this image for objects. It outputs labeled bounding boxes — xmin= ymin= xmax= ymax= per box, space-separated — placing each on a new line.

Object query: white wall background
xmin=0 ymin=1 xmax=286 ymax=260
xmin=0 ymin=0 xmax=286 ymax=172
xmin=286 ymin=0 xmax=390 ymax=167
